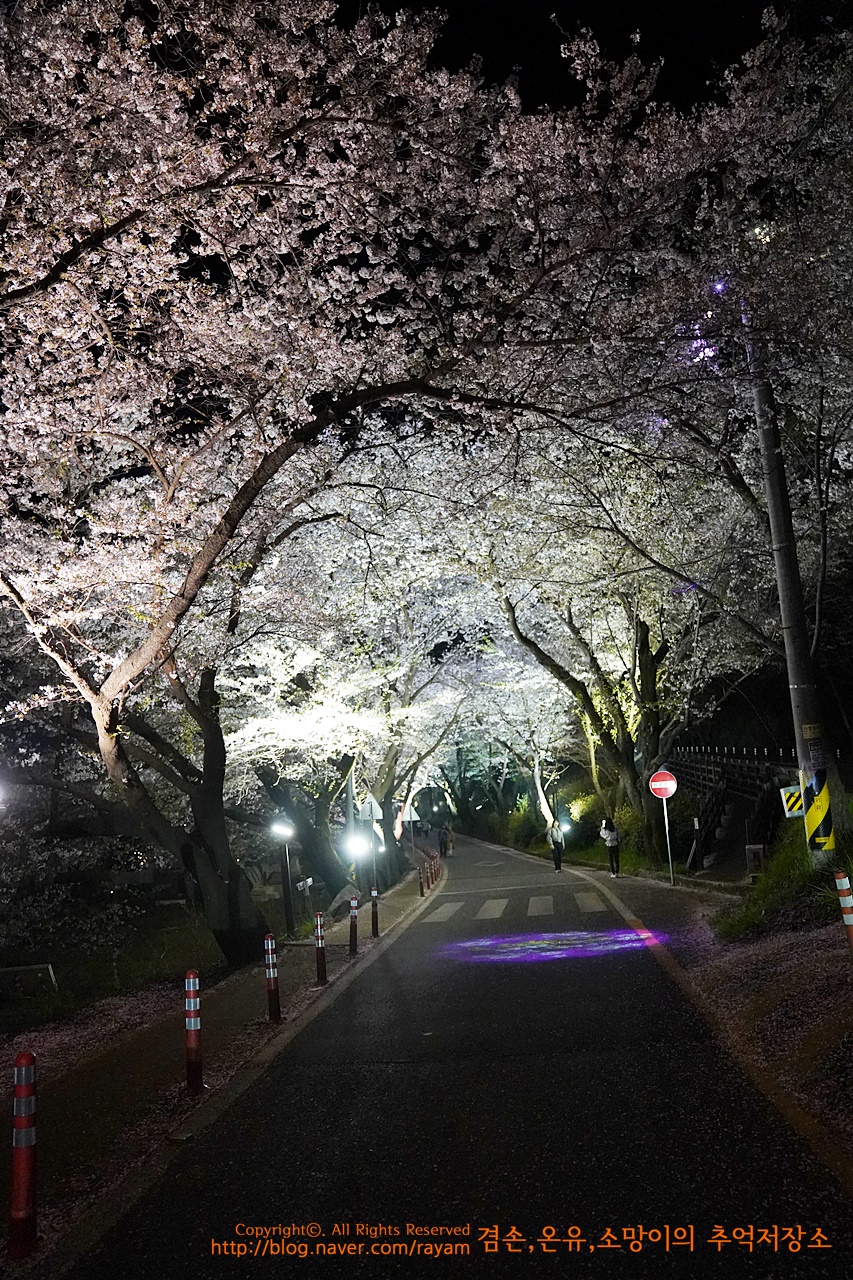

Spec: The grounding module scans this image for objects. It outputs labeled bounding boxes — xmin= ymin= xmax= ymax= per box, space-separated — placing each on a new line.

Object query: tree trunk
xmin=181 ymin=827 xmax=269 ymax=965
xmin=381 ymin=799 xmax=407 ymax=882
xmin=91 ymin=698 xmax=268 ymax=968
xmin=640 ymin=790 xmax=667 ymax=867
xmin=531 ymin=746 xmax=554 ymax=825
xmin=257 ymin=770 xmax=349 ymax=899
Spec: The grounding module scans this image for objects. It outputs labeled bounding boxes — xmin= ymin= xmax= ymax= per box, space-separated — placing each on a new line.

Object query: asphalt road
xmin=63 ymin=838 xmax=852 ymax=1278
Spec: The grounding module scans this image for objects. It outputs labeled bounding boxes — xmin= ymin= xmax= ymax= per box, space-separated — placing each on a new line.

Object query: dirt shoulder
xmin=675 ymin=915 xmax=853 ymax=1150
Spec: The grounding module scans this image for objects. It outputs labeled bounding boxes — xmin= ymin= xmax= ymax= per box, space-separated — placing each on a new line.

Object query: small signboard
xmin=358 ymin=793 xmax=383 ymax=820
xmin=780 ymin=785 xmax=803 ymax=818
xmin=0 ymin=963 xmax=58 ymax=996
xmin=295 ymin=877 xmax=314 ymax=892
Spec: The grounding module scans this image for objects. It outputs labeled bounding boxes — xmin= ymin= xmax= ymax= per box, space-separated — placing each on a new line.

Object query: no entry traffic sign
xmin=649 ymin=769 xmax=678 ymax=799
xmin=649 ymin=770 xmax=677 ymax=885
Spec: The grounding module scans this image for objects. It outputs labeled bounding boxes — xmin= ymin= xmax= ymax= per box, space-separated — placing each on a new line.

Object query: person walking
xmin=438 ymin=825 xmax=448 ymax=858
xmin=546 ymin=819 xmax=564 ymax=872
xmin=446 ymin=826 xmax=455 ymax=857
xmin=600 ymin=816 xmax=620 ymax=877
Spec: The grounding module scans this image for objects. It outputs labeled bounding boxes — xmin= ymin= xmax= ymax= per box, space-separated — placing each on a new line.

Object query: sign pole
xmin=649 ymin=769 xmax=678 ymax=886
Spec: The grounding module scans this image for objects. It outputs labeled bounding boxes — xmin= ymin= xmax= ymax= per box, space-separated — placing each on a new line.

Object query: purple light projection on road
xmin=438 ymin=929 xmax=666 ymax=964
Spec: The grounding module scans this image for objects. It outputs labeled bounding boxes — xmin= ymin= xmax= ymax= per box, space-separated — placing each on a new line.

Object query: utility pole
xmin=743 ymin=322 xmax=835 ymax=861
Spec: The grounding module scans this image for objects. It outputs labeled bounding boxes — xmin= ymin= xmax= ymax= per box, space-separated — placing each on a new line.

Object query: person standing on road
xmin=438 ymin=825 xmax=448 ymax=858
xmin=446 ymin=826 xmax=454 ymax=857
xmin=600 ymin=816 xmax=620 ymax=877
xmin=546 ymin=820 xmax=564 ymax=872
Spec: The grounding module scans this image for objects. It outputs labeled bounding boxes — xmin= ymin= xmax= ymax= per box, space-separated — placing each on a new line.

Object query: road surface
xmin=63 ymin=837 xmax=852 ymax=1277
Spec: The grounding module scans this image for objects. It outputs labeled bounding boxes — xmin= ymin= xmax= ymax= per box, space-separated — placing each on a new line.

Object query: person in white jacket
xmin=546 ymin=820 xmax=564 ymax=872
xmin=600 ymin=816 xmax=620 ymax=877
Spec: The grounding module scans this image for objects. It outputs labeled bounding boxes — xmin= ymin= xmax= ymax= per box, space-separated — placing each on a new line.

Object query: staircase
xmin=673 ymin=747 xmax=796 ymax=882
xmin=695 ymin=791 xmax=755 ymax=881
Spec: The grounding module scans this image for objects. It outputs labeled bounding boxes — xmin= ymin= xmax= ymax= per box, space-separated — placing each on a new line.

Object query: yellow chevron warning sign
xmin=803 ymin=770 xmax=835 ymax=854
xmin=780 ymin=785 xmax=803 ymax=817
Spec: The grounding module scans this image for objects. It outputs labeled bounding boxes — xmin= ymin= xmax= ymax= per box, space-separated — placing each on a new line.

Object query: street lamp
xmin=271 ymin=819 xmax=296 ymax=937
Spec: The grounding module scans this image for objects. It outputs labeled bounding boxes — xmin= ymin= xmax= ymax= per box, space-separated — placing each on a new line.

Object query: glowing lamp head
xmin=346 ymin=834 xmax=370 ymax=857
xmin=271 ymin=820 xmax=295 ymax=840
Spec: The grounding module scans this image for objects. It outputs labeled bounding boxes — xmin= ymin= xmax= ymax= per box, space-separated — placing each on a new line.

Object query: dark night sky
xmin=338 ymin=0 xmax=853 ymax=108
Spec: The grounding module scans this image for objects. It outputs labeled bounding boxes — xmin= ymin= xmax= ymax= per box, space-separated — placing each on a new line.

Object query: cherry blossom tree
xmin=6 ymin=1 xmax=853 ymax=938
xmin=0 ymin=0 xmax=535 ymax=959
xmin=3 ymin=0 xmax=707 ymax=954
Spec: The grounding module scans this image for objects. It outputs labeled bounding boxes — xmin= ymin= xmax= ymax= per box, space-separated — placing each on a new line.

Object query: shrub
xmin=614 ymin=804 xmax=644 ymax=860
xmin=566 ymin=791 xmax=606 ymax=844
xmin=484 ymin=810 xmax=510 ymax=844
xmin=506 ymin=795 xmax=544 ymax=850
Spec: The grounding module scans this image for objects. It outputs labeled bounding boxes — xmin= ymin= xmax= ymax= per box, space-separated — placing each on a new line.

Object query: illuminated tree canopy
xmin=3 ymin=2 xmax=853 ymax=959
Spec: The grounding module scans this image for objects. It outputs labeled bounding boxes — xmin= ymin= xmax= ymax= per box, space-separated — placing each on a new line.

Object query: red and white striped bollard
xmin=264 ymin=934 xmax=282 ymax=1024
xmin=314 ymin=911 xmax=327 ymax=985
xmin=8 ymin=1052 xmax=37 ymax=1259
xmin=835 ymin=871 xmax=853 ymax=955
xmin=185 ymin=970 xmax=203 ymax=1095
xmin=371 ymin=886 xmax=379 ymax=938
xmin=349 ymin=896 xmax=359 ymax=956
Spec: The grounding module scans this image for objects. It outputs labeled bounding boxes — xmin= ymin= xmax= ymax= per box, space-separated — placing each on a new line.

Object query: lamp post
xmin=271 ymin=820 xmax=296 ymax=937
xmin=357 ymin=792 xmax=384 ymax=891
xmin=345 ymin=832 xmax=370 ymax=889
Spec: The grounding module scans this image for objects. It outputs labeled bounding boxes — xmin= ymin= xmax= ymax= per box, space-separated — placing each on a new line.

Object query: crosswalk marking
xmin=475 ymin=899 xmax=508 ymax=919
xmin=420 ymin=888 xmax=613 ymax=923
xmin=422 ymin=902 xmax=464 ymax=923
xmin=574 ymin=891 xmax=607 ymax=913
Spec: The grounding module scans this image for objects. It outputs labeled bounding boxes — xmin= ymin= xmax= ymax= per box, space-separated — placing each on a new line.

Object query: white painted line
xmin=440 ymin=878 xmax=584 ymax=896
xmin=475 ymin=899 xmax=508 ymax=919
xmin=527 ymin=895 xmax=553 ymax=917
xmin=575 ymin=890 xmax=608 ymax=913
xmin=422 ymin=902 xmax=464 ymax=922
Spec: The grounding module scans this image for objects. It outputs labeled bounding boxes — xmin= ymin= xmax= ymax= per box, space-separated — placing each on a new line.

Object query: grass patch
xmin=0 ymin=903 xmax=226 ymax=1034
xmin=563 ymin=838 xmax=649 ymax=877
xmin=710 ymin=821 xmax=853 ymax=942
xmin=0 ymin=890 xmax=325 ymax=1036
